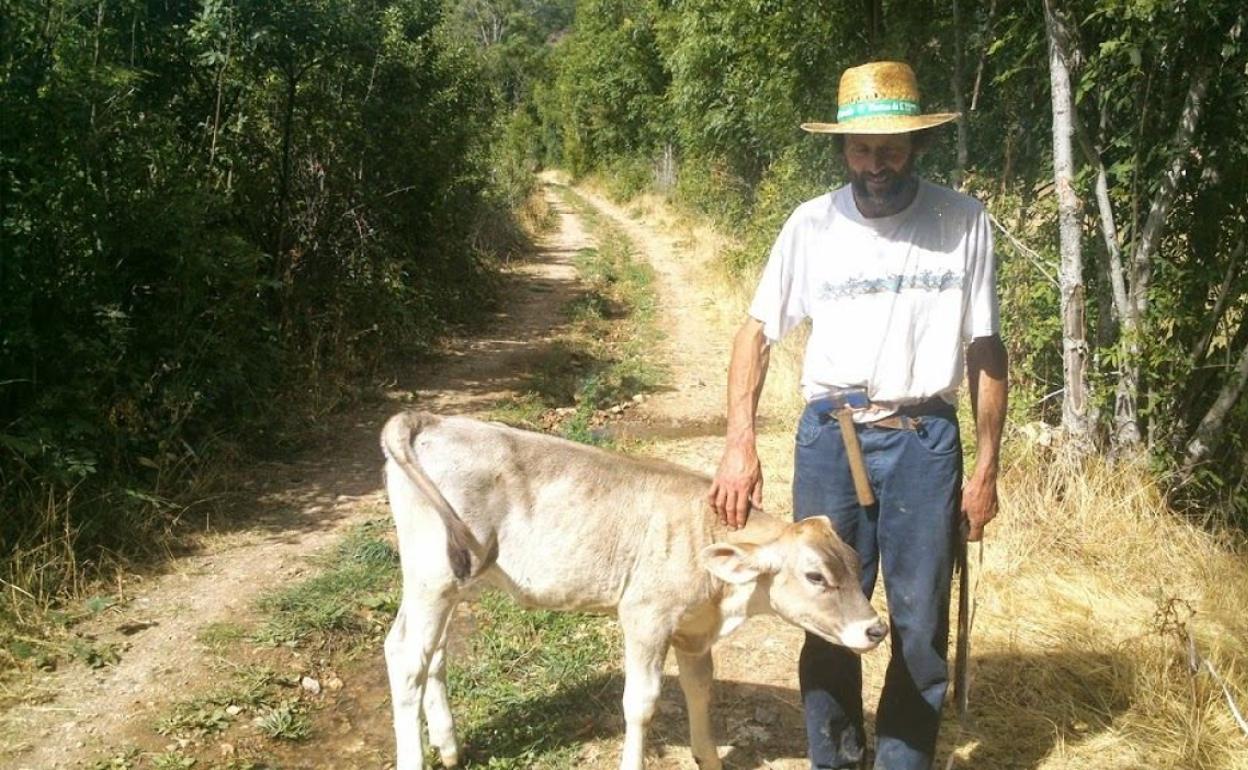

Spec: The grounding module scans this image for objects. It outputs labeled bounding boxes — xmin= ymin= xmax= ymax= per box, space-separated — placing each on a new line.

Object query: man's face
xmin=843 ymin=133 xmax=917 ymax=209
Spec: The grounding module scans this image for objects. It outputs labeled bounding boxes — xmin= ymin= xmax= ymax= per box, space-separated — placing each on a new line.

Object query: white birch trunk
xmin=1044 ymin=0 xmax=1094 ymax=452
xmin=1183 ymin=342 xmax=1248 ymax=475
xmin=1113 ymin=65 xmax=1212 ymax=451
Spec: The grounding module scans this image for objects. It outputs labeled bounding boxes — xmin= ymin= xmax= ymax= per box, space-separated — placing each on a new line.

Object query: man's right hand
xmin=708 ymin=441 xmax=763 ymax=530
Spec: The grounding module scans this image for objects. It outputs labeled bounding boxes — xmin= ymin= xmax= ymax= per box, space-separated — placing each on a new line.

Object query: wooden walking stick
xmin=953 ymin=517 xmax=972 ymax=720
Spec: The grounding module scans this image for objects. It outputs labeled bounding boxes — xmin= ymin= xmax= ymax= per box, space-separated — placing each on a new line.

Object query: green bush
xmin=0 ymin=0 xmax=520 ymax=619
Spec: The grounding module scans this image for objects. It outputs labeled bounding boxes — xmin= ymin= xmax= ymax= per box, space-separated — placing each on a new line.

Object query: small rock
xmin=116 ymin=619 xmax=158 ymax=635
xmin=225 ymin=705 xmax=242 ymax=716
xmin=301 ymin=676 xmax=322 ymax=695
xmin=632 ymin=394 xmax=645 ymax=403
xmin=219 ymin=742 xmax=236 ymax=756
xmin=325 ymin=676 xmax=344 ymax=691
xmin=740 ymin=724 xmax=771 ymax=744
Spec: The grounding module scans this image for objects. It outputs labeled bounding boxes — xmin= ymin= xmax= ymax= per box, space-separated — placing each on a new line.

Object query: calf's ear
xmin=699 ymin=543 xmax=774 ymax=584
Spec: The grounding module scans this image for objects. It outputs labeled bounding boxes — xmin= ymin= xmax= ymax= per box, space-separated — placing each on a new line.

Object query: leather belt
xmin=815 ymin=395 xmax=952 ymax=431
xmin=812 ymin=395 xmax=953 ymax=508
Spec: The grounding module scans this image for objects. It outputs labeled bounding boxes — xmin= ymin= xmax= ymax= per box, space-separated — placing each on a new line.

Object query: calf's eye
xmin=805 ymin=572 xmax=826 ymax=586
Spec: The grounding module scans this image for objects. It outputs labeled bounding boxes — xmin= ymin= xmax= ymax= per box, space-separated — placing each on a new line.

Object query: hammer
xmin=835 ymin=407 xmax=876 ymax=507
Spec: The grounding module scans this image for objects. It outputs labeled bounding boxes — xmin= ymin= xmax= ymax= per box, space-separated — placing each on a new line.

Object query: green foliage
xmin=0 ymin=0 xmax=530 ymax=626
xmin=550 ymin=0 xmax=668 ymax=175
xmin=658 ymin=0 xmax=857 ymax=185
xmin=527 ymin=0 xmax=1248 ymax=522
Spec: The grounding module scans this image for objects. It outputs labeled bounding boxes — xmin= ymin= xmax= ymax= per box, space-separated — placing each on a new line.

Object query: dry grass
xmin=611 ymin=186 xmax=1248 ymax=770
xmin=956 ymin=444 xmax=1248 ymax=770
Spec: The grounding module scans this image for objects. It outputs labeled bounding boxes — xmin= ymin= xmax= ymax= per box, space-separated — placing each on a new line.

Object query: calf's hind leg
xmin=386 ymin=589 xmax=458 ymax=770
xmin=423 ymin=621 xmax=460 ymax=766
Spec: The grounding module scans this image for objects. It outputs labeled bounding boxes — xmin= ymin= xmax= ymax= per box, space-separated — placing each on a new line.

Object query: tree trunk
xmin=1113 ymin=65 xmax=1212 ymax=451
xmin=1189 ymin=239 xmax=1246 ymax=366
xmin=275 ymin=69 xmax=299 ymax=268
xmin=970 ymin=0 xmax=997 ymax=112
xmin=862 ymin=0 xmax=883 ymax=45
xmin=1073 ymin=103 xmax=1127 ymax=350
xmin=1044 ymin=0 xmax=1094 ymax=453
xmin=1182 ymin=341 xmax=1248 ymax=475
xmin=951 ymin=0 xmax=969 ymax=190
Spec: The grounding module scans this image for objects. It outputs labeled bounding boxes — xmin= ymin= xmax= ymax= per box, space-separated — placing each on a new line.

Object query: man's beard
xmin=848 ymin=158 xmax=918 ymax=214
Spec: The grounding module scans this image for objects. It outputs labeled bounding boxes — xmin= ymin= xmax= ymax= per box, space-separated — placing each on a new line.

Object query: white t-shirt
xmin=748 ymin=180 xmax=998 ymax=415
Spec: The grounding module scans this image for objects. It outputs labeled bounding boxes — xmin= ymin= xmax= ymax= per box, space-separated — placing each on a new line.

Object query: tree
xmin=1044 ymin=0 xmax=1094 ymax=452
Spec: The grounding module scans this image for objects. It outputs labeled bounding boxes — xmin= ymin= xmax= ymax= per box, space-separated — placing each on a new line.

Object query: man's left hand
xmin=961 ymin=470 xmax=998 ymax=542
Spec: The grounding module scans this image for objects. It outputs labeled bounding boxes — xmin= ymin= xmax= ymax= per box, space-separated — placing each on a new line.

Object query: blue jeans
xmin=792 ymin=399 xmax=962 ymax=770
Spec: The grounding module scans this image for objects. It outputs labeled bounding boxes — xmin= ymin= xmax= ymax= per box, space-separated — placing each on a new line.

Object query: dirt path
xmin=2 ymin=178 xmax=873 ymax=770
xmin=0 ymin=185 xmax=594 ymax=770
xmin=568 ymin=186 xmax=833 ymax=770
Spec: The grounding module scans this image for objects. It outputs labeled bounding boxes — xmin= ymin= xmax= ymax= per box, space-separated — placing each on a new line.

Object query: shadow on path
xmin=284 ymin=646 xmax=1131 ymax=769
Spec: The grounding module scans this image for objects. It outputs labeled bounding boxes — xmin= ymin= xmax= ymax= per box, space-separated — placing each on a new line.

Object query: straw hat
xmin=801 ymin=61 xmax=958 ymax=135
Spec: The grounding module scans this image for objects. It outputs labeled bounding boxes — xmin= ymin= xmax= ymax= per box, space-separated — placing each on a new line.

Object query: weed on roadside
xmin=254 ymin=698 xmax=310 ymax=741
xmin=252 ymin=521 xmax=399 ymax=648
xmin=154 ymin=665 xmax=290 ymax=740
xmin=87 ymin=746 xmax=141 ymax=769
xmin=150 ymin=750 xmax=197 ymax=769
xmin=196 ymin=621 xmax=247 ymax=651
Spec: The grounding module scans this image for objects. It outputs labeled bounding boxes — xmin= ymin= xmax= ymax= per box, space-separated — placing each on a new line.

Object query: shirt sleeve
xmin=963 ymin=207 xmax=1000 ymax=340
xmin=748 ymin=212 xmax=808 ymax=343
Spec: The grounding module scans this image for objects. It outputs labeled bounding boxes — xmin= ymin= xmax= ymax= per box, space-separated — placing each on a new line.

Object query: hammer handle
xmin=835 ymin=410 xmax=876 ymax=507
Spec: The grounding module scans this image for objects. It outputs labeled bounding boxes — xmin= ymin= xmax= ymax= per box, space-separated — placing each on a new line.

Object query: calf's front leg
xmin=618 ymin=630 xmax=669 ymax=770
xmin=676 ymin=649 xmax=722 ymax=770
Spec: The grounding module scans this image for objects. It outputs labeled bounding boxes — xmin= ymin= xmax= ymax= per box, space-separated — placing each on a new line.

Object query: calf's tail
xmin=381 ymin=411 xmax=476 ymax=581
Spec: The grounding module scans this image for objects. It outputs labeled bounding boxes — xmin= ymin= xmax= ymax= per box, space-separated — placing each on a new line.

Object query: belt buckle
xmin=818 ymin=388 xmax=870 ymax=423
xmin=840 ymin=388 xmax=870 ymax=411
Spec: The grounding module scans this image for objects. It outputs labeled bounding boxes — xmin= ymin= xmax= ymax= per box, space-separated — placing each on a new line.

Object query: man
xmin=708 ymin=61 xmax=1008 ymax=770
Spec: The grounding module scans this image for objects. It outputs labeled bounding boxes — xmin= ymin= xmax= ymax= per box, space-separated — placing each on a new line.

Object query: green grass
xmin=252 ymin=520 xmax=399 ymax=648
xmin=196 ymin=621 xmax=247 ymax=651
xmin=445 ymin=590 xmax=622 ymax=769
xmin=115 ymin=522 xmax=400 ymax=762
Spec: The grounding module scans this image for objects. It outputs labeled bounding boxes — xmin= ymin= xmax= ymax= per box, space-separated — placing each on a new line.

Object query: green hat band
xmin=837 ymin=98 xmax=921 ymax=122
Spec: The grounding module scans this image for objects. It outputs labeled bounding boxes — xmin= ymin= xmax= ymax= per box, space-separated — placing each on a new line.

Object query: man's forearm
xmin=967 ymin=335 xmax=1008 ymax=476
xmin=726 ymin=319 xmax=771 ymax=445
